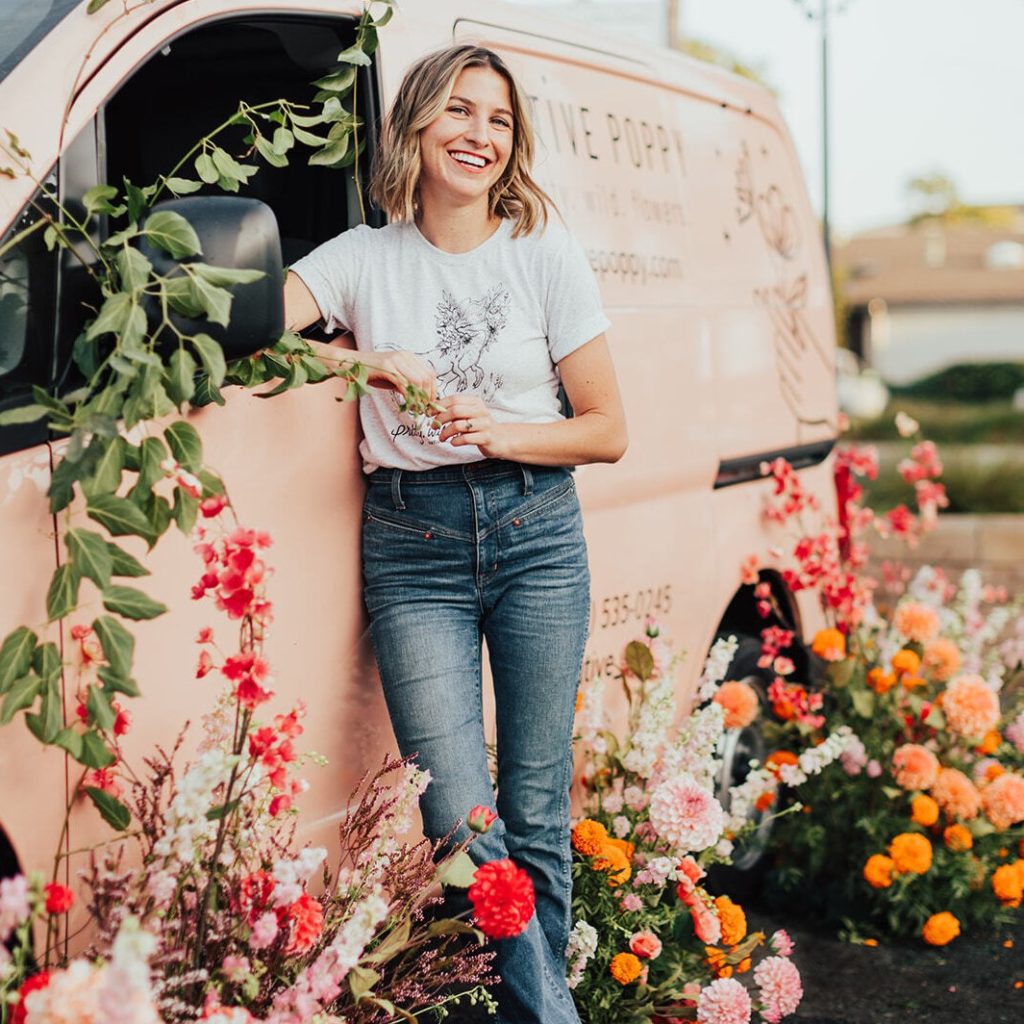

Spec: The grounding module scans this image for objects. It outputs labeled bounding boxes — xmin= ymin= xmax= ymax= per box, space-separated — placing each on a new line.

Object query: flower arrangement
xmin=567 ymin=623 xmax=848 ymax=1023
xmin=0 ymin=499 xmax=526 ymax=1023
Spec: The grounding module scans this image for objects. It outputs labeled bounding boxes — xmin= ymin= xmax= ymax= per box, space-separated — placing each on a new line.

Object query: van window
xmin=0 ymin=0 xmax=79 ymax=85
xmin=0 ymin=180 xmax=57 ymax=455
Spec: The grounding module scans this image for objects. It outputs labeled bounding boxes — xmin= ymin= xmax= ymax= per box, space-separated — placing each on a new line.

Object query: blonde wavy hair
xmin=369 ymin=44 xmax=555 ymax=237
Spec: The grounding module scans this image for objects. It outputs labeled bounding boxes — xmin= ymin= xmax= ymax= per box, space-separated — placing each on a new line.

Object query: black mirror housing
xmin=140 ymin=196 xmax=284 ymax=360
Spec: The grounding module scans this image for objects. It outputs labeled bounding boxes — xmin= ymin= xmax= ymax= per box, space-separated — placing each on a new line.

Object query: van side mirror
xmin=140 ymin=196 xmax=284 ymax=360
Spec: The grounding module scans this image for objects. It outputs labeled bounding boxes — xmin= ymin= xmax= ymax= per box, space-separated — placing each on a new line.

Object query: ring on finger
xmin=465 ymin=419 xmax=473 ymax=432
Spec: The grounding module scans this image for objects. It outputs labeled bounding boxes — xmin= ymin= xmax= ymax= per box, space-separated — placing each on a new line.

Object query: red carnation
xmin=467 ymin=858 xmax=535 ymax=940
xmin=285 ymin=892 xmax=324 ymax=954
xmin=11 ymin=971 xmax=51 ymax=1024
xmin=43 ymin=882 xmax=74 ymax=915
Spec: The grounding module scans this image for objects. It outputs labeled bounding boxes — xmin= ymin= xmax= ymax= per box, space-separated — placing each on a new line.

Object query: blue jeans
xmin=362 ymin=460 xmax=589 ymax=1024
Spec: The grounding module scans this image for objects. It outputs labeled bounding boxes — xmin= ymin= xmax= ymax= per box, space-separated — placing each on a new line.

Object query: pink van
xmin=0 ymin=0 xmax=837 ymax=896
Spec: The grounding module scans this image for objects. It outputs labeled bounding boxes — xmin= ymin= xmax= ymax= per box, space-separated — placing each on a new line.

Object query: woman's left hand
xmin=434 ymin=395 xmax=510 ymax=458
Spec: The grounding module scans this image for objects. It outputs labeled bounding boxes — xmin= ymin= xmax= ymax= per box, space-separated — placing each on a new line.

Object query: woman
xmin=284 ymin=44 xmax=626 ymax=1023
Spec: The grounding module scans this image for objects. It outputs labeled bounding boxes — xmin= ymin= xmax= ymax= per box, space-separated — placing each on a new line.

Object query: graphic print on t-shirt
xmin=433 ymin=283 xmax=510 ymax=402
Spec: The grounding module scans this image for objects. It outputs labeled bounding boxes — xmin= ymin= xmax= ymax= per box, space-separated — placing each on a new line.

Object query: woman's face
xmin=417 ymin=65 xmax=514 ymax=215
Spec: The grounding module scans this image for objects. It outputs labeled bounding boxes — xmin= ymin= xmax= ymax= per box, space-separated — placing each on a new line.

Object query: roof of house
xmin=836 ymin=212 xmax=1024 ymax=308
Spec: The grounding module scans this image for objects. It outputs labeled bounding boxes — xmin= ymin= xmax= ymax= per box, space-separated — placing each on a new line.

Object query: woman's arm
xmin=435 ymin=333 xmax=627 ymax=466
xmin=283 ymin=271 xmax=437 ymax=400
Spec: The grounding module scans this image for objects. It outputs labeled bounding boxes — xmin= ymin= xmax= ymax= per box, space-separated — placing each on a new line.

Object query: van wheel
xmin=710 ymin=635 xmax=775 ymax=889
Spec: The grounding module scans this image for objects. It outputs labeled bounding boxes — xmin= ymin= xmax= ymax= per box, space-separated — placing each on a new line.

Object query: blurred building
xmin=837 ymin=210 xmax=1024 ymax=385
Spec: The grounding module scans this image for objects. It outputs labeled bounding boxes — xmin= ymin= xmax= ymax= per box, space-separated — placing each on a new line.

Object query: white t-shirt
xmin=289 ymin=217 xmax=610 ymax=473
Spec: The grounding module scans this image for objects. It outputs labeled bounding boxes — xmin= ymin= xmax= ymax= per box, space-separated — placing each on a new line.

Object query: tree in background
xmin=906 ymin=171 xmax=1017 ymax=228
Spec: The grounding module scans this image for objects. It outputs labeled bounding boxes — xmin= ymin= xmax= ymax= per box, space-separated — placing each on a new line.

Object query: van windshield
xmin=0 ymin=0 xmax=79 ymax=85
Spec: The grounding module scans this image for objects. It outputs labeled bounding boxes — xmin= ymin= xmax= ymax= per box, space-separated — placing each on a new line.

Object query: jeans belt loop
xmin=390 ymin=468 xmax=406 ymax=511
xmin=521 ymin=464 xmax=534 ymax=496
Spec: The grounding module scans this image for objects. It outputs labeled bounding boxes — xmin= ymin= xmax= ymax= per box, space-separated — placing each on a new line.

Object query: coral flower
xmin=284 ymin=892 xmax=323 ymax=954
xmin=468 ymin=858 xmax=536 ymax=940
xmin=811 ymin=628 xmax=846 ymax=662
xmin=629 ymin=930 xmax=663 ymax=960
xmin=863 ymin=854 xmax=895 ymax=889
xmin=592 ymin=842 xmax=632 ymax=886
xmin=922 ymin=912 xmax=960 ymax=946
xmin=867 ymin=668 xmax=896 ymax=694
xmin=714 ymin=681 xmax=760 ymax=729
xmin=754 ymin=955 xmax=803 ymax=1023
xmin=891 ymin=649 xmax=921 ymax=677
xmin=981 ymin=773 xmax=1024 ymax=831
xmin=888 ymin=833 xmax=933 ymax=874
xmin=696 ymin=976 xmax=753 ymax=1024
xmin=571 ymin=818 xmax=608 ymax=856
xmin=610 ymin=951 xmax=644 ymax=985
xmin=713 ymin=896 xmax=747 ymax=946
xmin=943 ymin=824 xmax=973 ymax=852
xmin=765 ymin=750 xmax=799 ymax=776
xmin=931 ymin=767 xmax=982 ymax=821
xmin=992 ymin=861 xmax=1024 ymax=907
xmin=943 ymin=675 xmax=1000 ymax=739
xmin=923 ymin=637 xmax=961 ymax=682
xmin=893 ymin=601 xmax=940 ymax=643
xmin=911 ymin=794 xmax=940 ymax=827
xmin=892 ymin=744 xmax=939 ymax=791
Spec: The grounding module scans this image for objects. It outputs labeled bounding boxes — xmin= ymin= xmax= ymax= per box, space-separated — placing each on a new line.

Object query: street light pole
xmin=821 ymin=0 xmax=831 ymax=269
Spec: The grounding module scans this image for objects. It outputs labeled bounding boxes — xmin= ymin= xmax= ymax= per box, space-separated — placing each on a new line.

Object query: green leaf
xmin=123 ymin=180 xmax=156 ymax=223
xmin=211 ymin=148 xmax=257 ymax=184
xmin=371 ymin=4 xmax=394 ymax=28
xmin=191 ymin=264 xmax=264 ymax=288
xmin=83 ymin=184 xmax=125 ymax=217
xmin=86 ymin=0 xmax=111 ymax=17
xmin=165 ymin=348 xmax=197 ymax=406
xmin=82 ymin=436 xmax=124 ymax=497
xmin=347 ymin=965 xmax=380 ymax=1001
xmin=80 ymin=730 xmax=116 ymax=769
xmin=272 ymin=126 xmax=295 ymax=154
xmin=49 ymin=457 xmax=78 ymax=513
xmin=163 ymin=275 xmax=206 ymax=318
xmin=195 ymin=152 xmax=220 ymax=184
xmin=625 ymin=640 xmax=654 ymax=681
xmin=435 ymin=850 xmax=477 ymax=888
xmin=85 ymin=292 xmax=132 ymax=341
xmin=0 ymin=404 xmax=51 ymax=426
xmin=968 ymin=816 xmax=997 ymax=838
xmin=67 ymin=528 xmax=114 ymax=589
xmin=851 ymin=688 xmax=875 ymax=719
xmin=425 ymin=919 xmax=484 ymax=942
xmin=165 ymin=421 xmax=203 ymax=473
xmin=312 ymin=68 xmax=357 ymax=93
xmin=85 ymin=787 xmax=131 ymax=830
xmin=53 ymin=727 xmax=84 ymax=760
xmin=205 ymin=798 xmax=241 ymax=821
xmin=335 ymin=44 xmax=372 ymax=66
xmin=191 ymin=372 xmax=226 ymax=408
xmin=133 ymin=435 xmax=168 ymax=499
xmin=172 ymin=486 xmax=199 ymax=536
xmin=143 ymin=210 xmax=202 ymax=259
xmin=165 ymin=176 xmax=203 ymax=195
xmin=116 ymin=247 xmax=152 ymax=291
xmin=87 ymin=684 xmax=116 ymax=731
xmin=1 ymin=674 xmax=40 ymax=724
xmin=87 ymin=493 xmax=155 ymax=539
xmin=92 ymin=615 xmax=135 ymax=677
xmin=97 ymin=665 xmax=140 ymax=697
xmin=365 ymin=917 xmax=411 ymax=964
xmin=72 ymin=331 xmax=100 ymax=378
xmin=199 ymin=468 xmax=225 ymax=497
xmin=254 ymin=136 xmax=289 ymax=168
xmin=101 ymin=585 xmax=167 ymax=621
xmin=190 ymin=274 xmax=232 ymax=326
xmin=32 ymin=641 xmax=60 ymax=684
xmin=292 ymin=125 xmax=331 ymax=147
xmin=309 ymin=137 xmax=352 ymax=167
xmin=105 ymin=541 xmax=149 ymax=578
xmin=189 ymin=337 xmax=226 ymax=393
xmin=0 ymin=628 xmax=37 ymax=695
xmin=46 ymin=564 xmax=81 ymax=621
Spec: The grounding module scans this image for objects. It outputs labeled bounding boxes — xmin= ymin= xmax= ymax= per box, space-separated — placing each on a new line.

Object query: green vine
xmin=0 ymin=1 xmax=400 ymax=832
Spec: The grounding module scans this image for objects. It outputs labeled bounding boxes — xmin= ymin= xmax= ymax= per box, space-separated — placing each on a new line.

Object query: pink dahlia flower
xmin=697 ymin=976 xmax=752 ymax=1024
xmin=754 ymin=955 xmax=803 ymax=1022
xmin=892 ymin=743 xmax=939 ymax=791
xmin=981 ymin=773 xmax=1024 ymax=831
xmin=942 ymin=675 xmax=1000 ymax=739
xmin=648 ymin=773 xmax=725 ymax=853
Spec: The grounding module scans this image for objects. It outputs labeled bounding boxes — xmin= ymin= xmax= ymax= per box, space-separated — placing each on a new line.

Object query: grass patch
xmin=847 ymin=399 xmax=1024 ymax=444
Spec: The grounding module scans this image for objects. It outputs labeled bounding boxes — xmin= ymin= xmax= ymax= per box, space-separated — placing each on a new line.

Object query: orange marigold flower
xmin=714 ymin=895 xmax=747 ymax=946
xmin=755 ymin=791 xmax=776 ymax=813
xmin=892 ymin=743 xmax=939 ymax=791
xmin=811 ymin=628 xmax=846 ymax=662
xmin=943 ymin=675 xmax=1000 ymax=740
xmin=572 ymin=818 xmax=608 ymax=856
xmin=981 ymin=773 xmax=1024 ymax=831
xmin=892 ymin=649 xmax=922 ymax=677
xmin=931 ymin=767 xmax=982 ymax=821
xmin=911 ymin=794 xmax=940 ymax=827
xmin=862 ymin=938 xmax=879 ymax=947
xmin=867 ymin=667 xmax=897 ymax=694
xmin=991 ymin=862 xmax=1024 ymax=906
xmin=593 ymin=841 xmax=632 ymax=886
xmin=943 ymin=824 xmax=973 ymax=852
xmin=901 ymin=674 xmax=926 ymax=691
xmin=863 ymin=854 xmax=896 ymax=889
xmin=894 ymin=602 xmax=940 ymax=644
xmin=985 ymin=762 xmax=1006 ymax=782
xmin=923 ymin=637 xmax=961 ymax=682
xmin=976 ymin=730 xmax=1001 ymax=756
xmin=606 ymin=836 xmax=636 ymax=861
xmin=922 ymin=912 xmax=960 ymax=946
xmin=704 ymin=946 xmax=733 ymax=977
xmin=714 ymin=680 xmax=761 ymax=729
xmin=609 ymin=952 xmax=643 ymax=985
xmin=736 ymin=957 xmax=752 ymax=974
xmin=765 ymin=750 xmax=799 ymax=776
xmin=889 ymin=833 xmax=933 ymax=874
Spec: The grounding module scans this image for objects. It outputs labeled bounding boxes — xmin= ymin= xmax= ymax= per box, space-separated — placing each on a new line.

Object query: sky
xmin=507 ymin=0 xmax=1024 ymax=238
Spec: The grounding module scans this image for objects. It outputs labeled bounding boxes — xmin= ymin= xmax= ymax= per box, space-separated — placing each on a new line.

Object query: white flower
xmin=612 ymin=815 xmax=631 ymax=838
xmin=895 ymin=411 xmax=919 ymax=438
xmin=697 ymin=635 xmax=739 ymax=703
xmin=566 ymin=920 xmax=599 ymax=990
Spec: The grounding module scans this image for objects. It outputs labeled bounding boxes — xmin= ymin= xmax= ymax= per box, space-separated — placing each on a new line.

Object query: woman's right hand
xmin=362 ymin=349 xmax=437 ymax=403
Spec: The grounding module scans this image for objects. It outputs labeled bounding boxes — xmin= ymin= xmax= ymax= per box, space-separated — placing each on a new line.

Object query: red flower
xmin=44 ymin=882 xmax=74 ymax=915
xmin=467 ymin=805 xmax=498 ymax=834
xmin=468 ymin=858 xmax=535 ymax=940
xmin=196 ymin=626 xmax=214 ymax=644
xmin=285 ymin=892 xmax=324 ymax=953
xmin=196 ymin=650 xmax=215 ymax=679
xmin=112 ymin=703 xmax=132 ymax=737
xmin=238 ymin=870 xmax=275 ymax=924
xmin=11 ymin=971 xmax=50 ymax=1024
xmin=200 ymin=495 xmax=227 ymax=518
